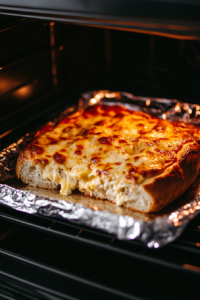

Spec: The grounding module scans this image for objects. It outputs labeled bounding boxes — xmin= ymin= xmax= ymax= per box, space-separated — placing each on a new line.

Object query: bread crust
xmin=81 ymin=142 xmax=200 ymax=212
xmin=142 ymin=142 xmax=200 ymax=212
xmin=17 ymin=149 xmax=30 ymax=171
xmin=16 ymin=105 xmax=200 ymax=213
xmin=16 ymin=149 xmax=30 ymax=181
xmin=16 ymin=141 xmax=200 ymax=213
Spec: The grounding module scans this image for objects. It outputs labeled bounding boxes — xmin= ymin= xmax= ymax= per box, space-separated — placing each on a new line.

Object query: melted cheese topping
xmin=28 ymin=104 xmax=200 ymax=199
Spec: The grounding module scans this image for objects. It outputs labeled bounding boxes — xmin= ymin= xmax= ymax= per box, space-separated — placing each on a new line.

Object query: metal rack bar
xmin=0 ymin=18 xmax=31 ymax=33
xmin=0 ymin=206 xmax=200 ymax=274
xmin=0 ymin=250 xmax=140 ymax=300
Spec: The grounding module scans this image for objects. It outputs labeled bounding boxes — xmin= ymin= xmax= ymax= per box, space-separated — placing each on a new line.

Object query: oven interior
xmin=1 ymin=15 xmax=200 ymax=149
xmin=1 ymin=15 xmax=200 ymax=300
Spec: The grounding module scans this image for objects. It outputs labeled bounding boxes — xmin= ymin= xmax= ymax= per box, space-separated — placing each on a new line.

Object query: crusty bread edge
xmin=81 ymin=142 xmax=200 ymax=212
xmin=16 ymin=149 xmax=59 ymax=189
xmin=139 ymin=141 xmax=200 ymax=212
xmin=16 ymin=149 xmax=30 ymax=180
xmin=16 ymin=141 xmax=200 ymax=213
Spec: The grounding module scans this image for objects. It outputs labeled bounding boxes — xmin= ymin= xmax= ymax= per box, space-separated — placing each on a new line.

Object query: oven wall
xmin=0 ymin=17 xmax=51 ymax=118
xmin=0 ymin=17 xmax=106 ymax=149
xmin=58 ymin=22 xmax=200 ymax=104
xmin=108 ymin=30 xmax=200 ymax=104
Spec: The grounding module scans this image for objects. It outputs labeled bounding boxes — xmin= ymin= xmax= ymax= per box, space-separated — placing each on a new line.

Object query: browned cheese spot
xmin=119 ymin=140 xmax=127 ymax=144
xmin=96 ymin=169 xmax=109 ymax=175
xmin=126 ymin=163 xmax=132 ymax=167
xmin=96 ymin=170 xmax=101 ymax=175
xmin=114 ymin=113 xmax=124 ymax=118
xmin=91 ymin=157 xmax=101 ymax=164
xmin=129 ymin=167 xmax=136 ymax=175
xmin=98 ymin=137 xmax=114 ymax=145
xmin=53 ymin=152 xmax=66 ymax=164
xmin=95 ymin=120 xmax=105 ymax=126
xmin=76 ymin=145 xmax=84 ymax=150
xmin=134 ymin=156 xmax=140 ymax=161
xmin=30 ymin=145 xmax=44 ymax=155
xmin=136 ymin=123 xmax=144 ymax=127
xmin=75 ymin=150 xmax=82 ymax=155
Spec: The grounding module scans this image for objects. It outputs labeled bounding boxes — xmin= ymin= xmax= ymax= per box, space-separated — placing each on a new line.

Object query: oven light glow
xmin=14 ymin=80 xmax=38 ymax=99
xmin=15 ymin=85 xmax=32 ymax=98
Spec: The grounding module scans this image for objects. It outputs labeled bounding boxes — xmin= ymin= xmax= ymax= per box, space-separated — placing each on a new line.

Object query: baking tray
xmin=1 ymin=90 xmax=200 ymax=248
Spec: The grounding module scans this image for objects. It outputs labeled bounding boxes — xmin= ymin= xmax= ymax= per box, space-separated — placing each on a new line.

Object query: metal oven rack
xmin=0 ymin=204 xmax=200 ymax=300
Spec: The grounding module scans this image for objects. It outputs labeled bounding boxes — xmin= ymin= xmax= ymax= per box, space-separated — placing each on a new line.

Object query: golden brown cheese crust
xmin=140 ymin=143 xmax=200 ymax=211
xmin=16 ymin=104 xmax=200 ymax=212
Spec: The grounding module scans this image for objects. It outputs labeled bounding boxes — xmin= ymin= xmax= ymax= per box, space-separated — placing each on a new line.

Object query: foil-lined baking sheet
xmin=1 ymin=90 xmax=200 ymax=248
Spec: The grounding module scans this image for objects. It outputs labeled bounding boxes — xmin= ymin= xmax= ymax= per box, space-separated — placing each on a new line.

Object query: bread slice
xmin=16 ymin=104 xmax=200 ymax=213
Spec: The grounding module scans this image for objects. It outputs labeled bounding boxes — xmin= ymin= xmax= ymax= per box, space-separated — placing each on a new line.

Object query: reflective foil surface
xmin=1 ymin=90 xmax=200 ymax=248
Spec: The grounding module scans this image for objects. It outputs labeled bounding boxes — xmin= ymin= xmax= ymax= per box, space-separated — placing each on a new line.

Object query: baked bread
xmin=16 ymin=104 xmax=200 ymax=213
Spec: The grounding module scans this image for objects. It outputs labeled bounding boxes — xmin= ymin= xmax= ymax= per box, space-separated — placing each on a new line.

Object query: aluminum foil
xmin=1 ymin=90 xmax=200 ymax=248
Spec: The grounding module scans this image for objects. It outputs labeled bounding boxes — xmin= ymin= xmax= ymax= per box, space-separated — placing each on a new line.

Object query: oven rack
xmin=0 ymin=204 xmax=200 ymax=299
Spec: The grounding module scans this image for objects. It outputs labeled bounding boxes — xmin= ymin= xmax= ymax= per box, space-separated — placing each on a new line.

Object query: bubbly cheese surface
xmin=28 ymin=104 xmax=200 ymax=198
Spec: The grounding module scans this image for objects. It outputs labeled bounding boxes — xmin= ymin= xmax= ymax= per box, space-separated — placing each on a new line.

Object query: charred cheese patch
xmin=27 ymin=105 xmax=200 ymax=205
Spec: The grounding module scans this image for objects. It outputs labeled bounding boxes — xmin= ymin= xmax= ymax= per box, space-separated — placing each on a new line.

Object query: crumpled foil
xmin=1 ymin=90 xmax=200 ymax=248
xmin=0 ymin=135 xmax=31 ymax=181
